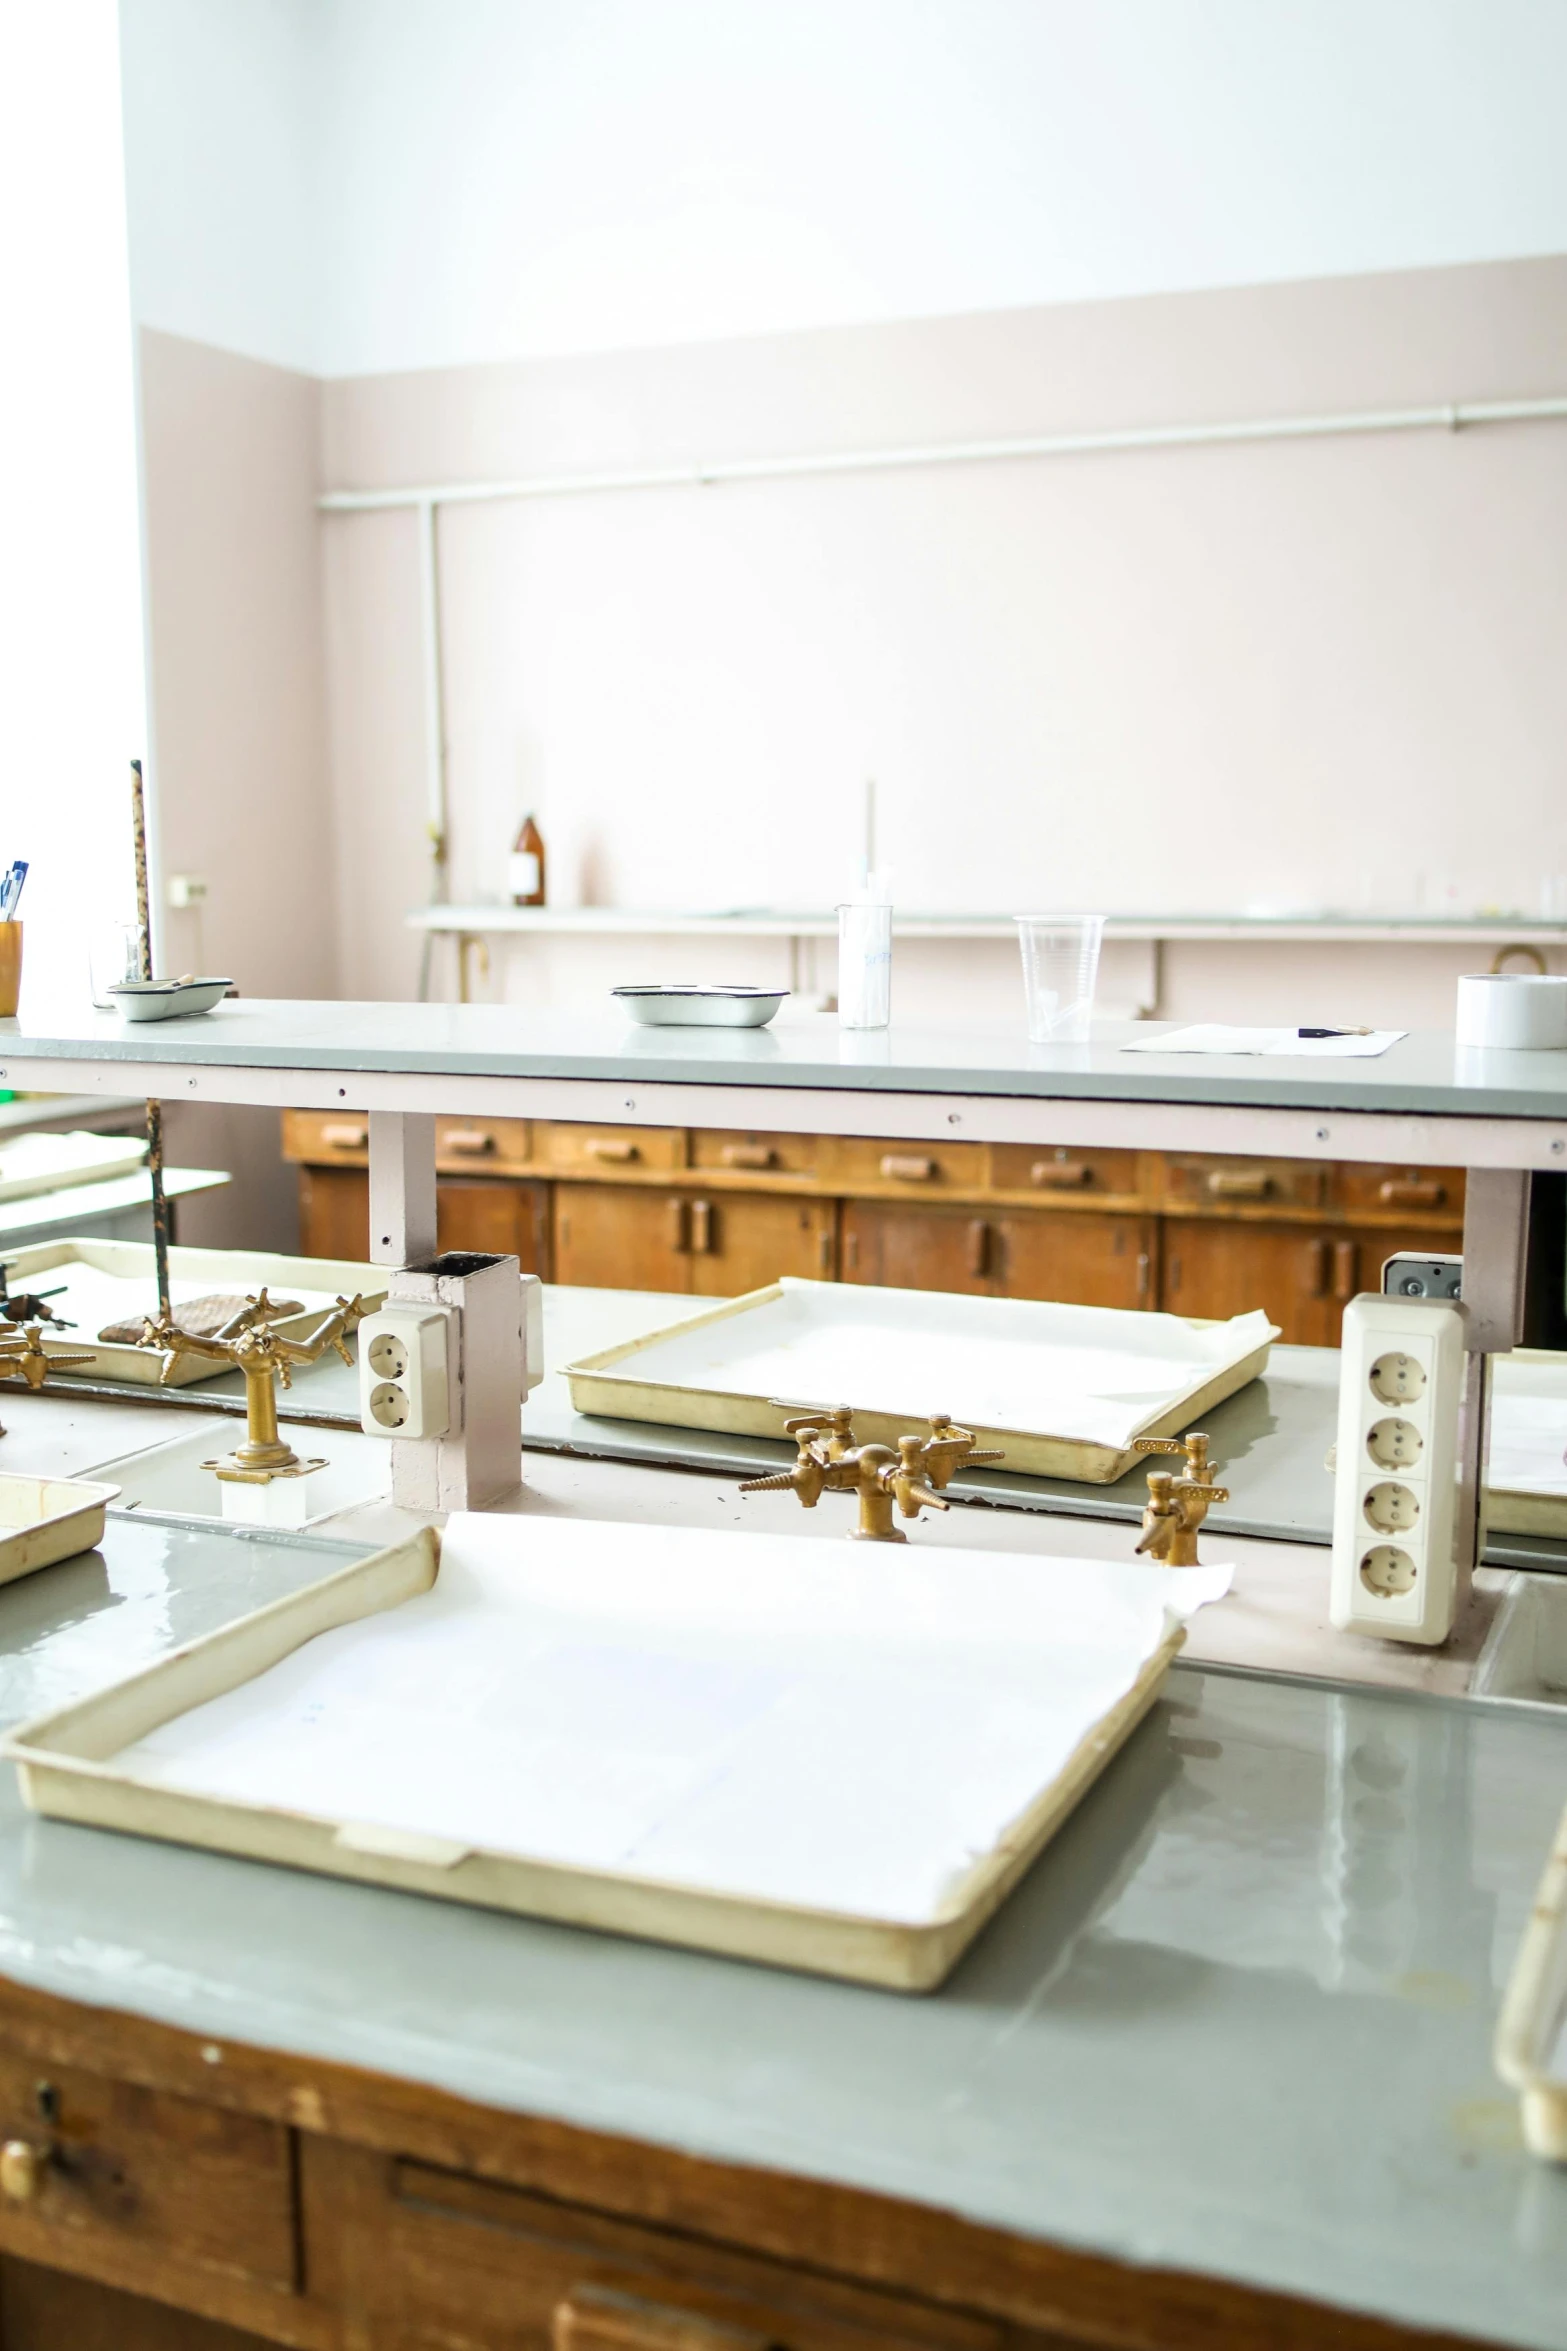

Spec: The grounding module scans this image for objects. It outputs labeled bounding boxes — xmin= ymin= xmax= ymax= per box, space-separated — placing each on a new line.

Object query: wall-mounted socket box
xmin=357 ymin=1303 xmax=452 ymax=1440
xmin=1330 ymin=1293 xmax=1467 ymax=1646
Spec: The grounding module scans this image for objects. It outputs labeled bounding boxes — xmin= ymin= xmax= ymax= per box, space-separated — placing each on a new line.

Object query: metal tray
xmin=2 ymin=1525 xmax=1191 ymax=1991
xmin=6 ymin=1239 xmax=387 ymax=1387
xmin=0 ymin=1473 xmax=120 ymax=1585
xmin=565 ymin=1279 xmax=1278 ymax=1484
xmin=1496 ymin=1792 xmax=1567 ymax=2159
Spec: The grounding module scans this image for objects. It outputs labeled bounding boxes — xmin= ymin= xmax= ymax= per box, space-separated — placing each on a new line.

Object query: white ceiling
xmin=121 ymin=0 xmax=1567 ymax=378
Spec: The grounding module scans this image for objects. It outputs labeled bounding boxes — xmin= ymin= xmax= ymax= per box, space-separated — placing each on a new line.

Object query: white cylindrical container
xmin=838 ymin=895 xmax=892 ymax=1030
xmin=1455 ymin=972 xmax=1567 ymax=1049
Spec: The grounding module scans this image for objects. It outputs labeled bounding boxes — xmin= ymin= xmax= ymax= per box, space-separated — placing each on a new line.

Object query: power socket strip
xmin=358 ymin=1304 xmax=452 ymax=1440
xmin=1330 ymin=1293 xmax=1467 ymax=1645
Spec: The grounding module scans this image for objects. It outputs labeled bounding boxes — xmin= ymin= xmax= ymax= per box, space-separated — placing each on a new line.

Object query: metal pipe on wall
xmin=319 ymin=388 xmax=1567 ymax=1000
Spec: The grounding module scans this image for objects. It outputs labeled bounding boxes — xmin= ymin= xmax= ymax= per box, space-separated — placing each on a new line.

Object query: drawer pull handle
xmin=668 ymin=1198 xmax=689 ymax=1253
xmin=443 ymin=1128 xmax=495 ymax=1155
xmin=881 ymin=1153 xmax=937 ymax=1181
xmin=0 ymin=2141 xmax=44 ymax=2204
xmin=690 ymin=1199 xmax=713 ymax=1254
xmin=321 ymin=1122 xmax=368 ymax=1150
xmin=967 ymin=1219 xmax=990 ymax=1279
xmin=721 ymin=1143 xmax=777 ymax=1170
xmin=1333 ymin=1239 xmax=1359 ymax=1300
xmin=1304 ymin=1238 xmax=1330 ymax=1297
xmin=555 ymin=2285 xmax=772 ymax=2351
xmin=1031 ymin=1160 xmax=1091 ymax=1187
xmin=1206 ymin=1170 xmax=1272 ymax=1199
xmin=1379 ymin=1177 xmax=1443 ymax=1207
xmin=588 ymin=1138 xmax=640 ymax=1164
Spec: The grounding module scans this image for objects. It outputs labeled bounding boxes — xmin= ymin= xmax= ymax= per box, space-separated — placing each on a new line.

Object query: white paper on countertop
xmin=588 ymin=1284 xmax=1276 ymax=1452
xmin=1121 ymin=1024 xmax=1406 ymax=1057
xmin=107 ymin=1514 xmax=1232 ymax=1926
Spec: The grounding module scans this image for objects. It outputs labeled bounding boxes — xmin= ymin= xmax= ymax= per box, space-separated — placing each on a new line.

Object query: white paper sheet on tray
xmin=1490 ymin=1357 xmax=1567 ymax=1498
xmin=593 ymin=1284 xmax=1274 ymax=1452
xmin=107 ymin=1514 xmax=1231 ymax=1926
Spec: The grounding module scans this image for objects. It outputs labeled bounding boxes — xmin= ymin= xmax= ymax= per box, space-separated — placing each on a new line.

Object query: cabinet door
xmin=436 ymin=1178 xmax=550 ymax=1275
xmin=840 ymin=1202 xmax=993 ymax=1294
xmin=1161 ymin=1220 xmax=1340 ymax=1344
xmin=553 ymin=1184 xmax=693 ymax=1292
xmin=993 ymin=1211 xmax=1154 ymax=1307
xmin=687 ymin=1195 xmax=836 ymax=1296
xmin=298 ymin=1165 xmax=369 ymax=1259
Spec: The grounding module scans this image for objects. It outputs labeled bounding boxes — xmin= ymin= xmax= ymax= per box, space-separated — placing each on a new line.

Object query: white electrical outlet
xmin=1330 ymin=1293 xmax=1467 ymax=1645
xmin=357 ymin=1304 xmax=451 ymax=1440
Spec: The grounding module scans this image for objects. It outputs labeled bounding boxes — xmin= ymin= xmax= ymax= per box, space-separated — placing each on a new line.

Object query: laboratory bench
xmin=0 ymin=1006 xmax=1562 ymax=2341
xmin=0 ymin=1443 xmax=1556 ymax=2347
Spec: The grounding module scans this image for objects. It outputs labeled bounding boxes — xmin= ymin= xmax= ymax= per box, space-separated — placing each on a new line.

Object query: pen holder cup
xmin=0 ymin=924 xmax=20 ymax=1018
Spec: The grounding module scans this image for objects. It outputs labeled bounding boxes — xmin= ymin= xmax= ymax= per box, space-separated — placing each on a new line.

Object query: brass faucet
xmin=741 ymin=1406 xmax=1004 ymax=1543
xmin=0 ymin=1320 xmax=95 ymax=1438
xmin=137 ymin=1290 xmax=372 ymax=1487
xmin=1132 ymin=1430 xmax=1229 ymax=1566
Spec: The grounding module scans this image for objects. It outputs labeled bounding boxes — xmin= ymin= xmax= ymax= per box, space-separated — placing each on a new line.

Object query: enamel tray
xmin=1 ymin=1524 xmax=1193 ymax=1991
xmin=1496 ymin=1793 xmax=1567 ymax=2159
xmin=6 ymin=1239 xmax=387 ymax=1387
xmin=565 ymin=1278 xmax=1277 ymax=1484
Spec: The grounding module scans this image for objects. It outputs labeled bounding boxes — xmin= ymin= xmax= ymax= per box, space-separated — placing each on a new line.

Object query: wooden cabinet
xmin=310 ymin=2139 xmax=1004 ymax=2351
xmin=556 ymin=1188 xmax=833 ymax=1295
xmin=297 ymin=1166 xmax=549 ymax=1274
xmin=287 ymin=1112 xmax=1471 ymax=1333
xmin=297 ymin=1165 xmax=373 ymax=1262
xmin=842 ymin=1203 xmax=1152 ymax=1308
xmin=1160 ymin=1219 xmax=1461 ymax=1345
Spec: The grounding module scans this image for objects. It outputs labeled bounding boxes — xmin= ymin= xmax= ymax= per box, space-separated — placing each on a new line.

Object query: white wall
xmin=124 ymin=0 xmax=1567 ymax=377
xmin=0 ymin=0 xmax=146 ymax=1005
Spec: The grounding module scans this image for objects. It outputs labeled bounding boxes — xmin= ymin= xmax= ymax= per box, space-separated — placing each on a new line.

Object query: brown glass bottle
xmin=509 ymin=813 xmax=546 ymax=906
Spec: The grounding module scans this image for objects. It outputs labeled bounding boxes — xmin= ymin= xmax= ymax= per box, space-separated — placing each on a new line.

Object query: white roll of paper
xmin=1455 ymin=972 xmax=1567 ymax=1050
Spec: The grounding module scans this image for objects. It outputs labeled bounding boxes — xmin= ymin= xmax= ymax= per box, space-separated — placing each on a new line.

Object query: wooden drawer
xmin=0 ymin=2055 xmax=295 ymax=2300
xmin=1332 ymin=1163 xmax=1465 ymax=1221
xmin=821 ymin=1136 xmax=987 ymax=1193
xmin=1159 ymin=1154 xmax=1327 ymax=1214
xmin=319 ymin=2144 xmax=1002 ymax=2351
xmin=436 ymin=1113 xmax=532 ymax=1170
xmin=988 ymin=1143 xmax=1145 ymax=1200
xmin=541 ymin=1123 xmax=688 ymax=1176
xmin=689 ymin=1129 xmax=819 ymax=1180
xmin=282 ymin=1106 xmax=369 ymax=1165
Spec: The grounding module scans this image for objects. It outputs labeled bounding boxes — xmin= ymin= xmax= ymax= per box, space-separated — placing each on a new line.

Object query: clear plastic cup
xmin=1015 ymin=914 xmax=1105 ymax=1043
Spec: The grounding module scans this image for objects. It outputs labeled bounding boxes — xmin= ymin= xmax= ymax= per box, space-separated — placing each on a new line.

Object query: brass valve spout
xmin=0 ymin=1320 xmax=95 ymax=1440
xmin=741 ymin=1405 xmax=1001 ymax=1543
xmin=1132 ymin=1430 xmax=1229 ymax=1567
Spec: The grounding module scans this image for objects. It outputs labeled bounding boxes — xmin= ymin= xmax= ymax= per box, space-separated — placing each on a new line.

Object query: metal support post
xmin=368 ymin=1112 xmax=437 ymax=1268
xmin=1455 ymin=1168 xmax=1532 ymax=1595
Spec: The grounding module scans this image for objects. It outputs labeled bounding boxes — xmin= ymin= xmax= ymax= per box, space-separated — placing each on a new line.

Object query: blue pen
xmin=1 ymin=861 xmax=27 ymax=920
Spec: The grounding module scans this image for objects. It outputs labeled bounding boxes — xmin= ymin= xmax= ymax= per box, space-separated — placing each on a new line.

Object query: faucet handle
xmin=1135 ymin=1430 xmax=1220 ymax=1484
xmin=922 ymin=1413 xmax=1005 ymax=1488
xmin=780 ymin=1402 xmax=856 ymax=1456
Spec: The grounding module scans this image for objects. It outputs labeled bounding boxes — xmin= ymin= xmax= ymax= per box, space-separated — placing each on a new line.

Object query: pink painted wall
xmin=318 ymin=256 xmax=1567 ymax=1013
xmin=138 ymin=328 xmax=337 ymax=1246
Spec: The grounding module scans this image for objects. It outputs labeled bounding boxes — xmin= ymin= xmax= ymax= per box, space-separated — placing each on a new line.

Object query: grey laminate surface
xmin=7 ymin=1000 xmax=1567 ymax=1119
xmin=0 ymin=1514 xmax=1562 ymax=2344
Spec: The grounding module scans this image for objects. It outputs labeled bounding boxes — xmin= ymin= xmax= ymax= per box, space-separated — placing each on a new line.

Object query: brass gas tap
xmin=138 ymin=1290 xmax=372 ymax=1487
xmin=1132 ymin=1430 xmax=1229 ymax=1566
xmin=740 ymin=1407 xmax=1004 ymax=1543
xmin=0 ymin=1320 xmax=95 ymax=1438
